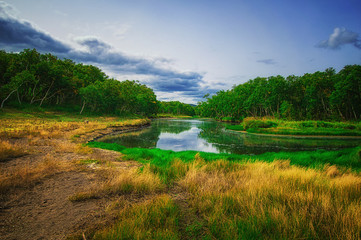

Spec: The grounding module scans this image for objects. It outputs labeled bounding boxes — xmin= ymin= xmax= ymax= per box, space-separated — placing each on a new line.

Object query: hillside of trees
xmin=0 ymin=49 xmax=158 ymax=116
xmin=196 ymin=65 xmax=361 ymax=121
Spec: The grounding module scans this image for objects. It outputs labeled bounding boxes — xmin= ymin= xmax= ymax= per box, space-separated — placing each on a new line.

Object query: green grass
xmin=248 ymin=126 xmax=361 ymax=136
xmin=88 ymin=141 xmax=361 ymax=240
xmin=88 ymin=141 xmax=361 ymax=185
xmin=227 ymin=117 xmax=361 ymax=136
xmin=225 ymin=124 xmax=244 ymax=131
xmin=93 ymin=195 xmax=180 ymax=240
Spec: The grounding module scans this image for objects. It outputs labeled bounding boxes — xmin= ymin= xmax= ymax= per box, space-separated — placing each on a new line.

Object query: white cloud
xmin=317 ymin=27 xmax=361 ymax=50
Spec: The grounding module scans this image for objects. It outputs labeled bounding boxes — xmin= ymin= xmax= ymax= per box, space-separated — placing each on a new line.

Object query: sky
xmin=1 ymin=0 xmax=361 ymax=104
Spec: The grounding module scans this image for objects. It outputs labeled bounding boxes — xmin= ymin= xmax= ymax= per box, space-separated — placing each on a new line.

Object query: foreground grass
xmin=87 ymin=141 xmax=361 ymax=239
xmin=88 ymin=142 xmax=361 ymax=180
xmin=93 ymin=194 xmax=179 ymax=240
xmin=179 ymin=158 xmax=361 ymax=239
xmin=226 ymin=117 xmax=361 ymax=136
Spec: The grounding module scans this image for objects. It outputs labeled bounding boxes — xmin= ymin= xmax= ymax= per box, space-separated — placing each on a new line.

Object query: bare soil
xmin=0 ymin=130 xmax=142 ymax=240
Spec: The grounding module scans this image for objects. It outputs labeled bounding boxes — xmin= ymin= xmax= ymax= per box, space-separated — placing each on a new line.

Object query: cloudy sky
xmin=1 ymin=0 xmax=360 ymax=104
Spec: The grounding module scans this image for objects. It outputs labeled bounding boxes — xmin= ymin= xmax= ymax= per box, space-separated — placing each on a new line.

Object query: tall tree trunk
xmin=351 ymin=104 xmax=357 ymax=120
xmin=1 ymin=89 xmax=17 ymax=108
xmin=16 ymin=90 xmax=21 ymax=104
xmin=30 ymin=82 xmax=38 ymax=104
xmin=80 ymin=101 xmax=86 ymax=115
xmin=39 ymin=80 xmax=54 ymax=107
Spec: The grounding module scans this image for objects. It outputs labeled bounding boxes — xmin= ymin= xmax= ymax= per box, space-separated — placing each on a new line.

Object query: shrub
xmin=243 ymin=117 xmax=277 ymax=130
xmin=221 ymin=117 xmax=234 ymax=122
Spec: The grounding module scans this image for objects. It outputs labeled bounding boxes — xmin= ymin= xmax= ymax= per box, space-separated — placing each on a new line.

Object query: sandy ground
xmin=0 ymin=129 xmax=142 ymax=240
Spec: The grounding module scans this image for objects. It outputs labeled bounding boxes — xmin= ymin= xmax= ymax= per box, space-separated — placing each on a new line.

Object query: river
xmin=97 ymin=119 xmax=361 ymax=154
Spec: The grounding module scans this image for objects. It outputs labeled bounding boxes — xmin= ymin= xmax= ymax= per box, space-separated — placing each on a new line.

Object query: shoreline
xmin=231 ymin=130 xmax=361 ymax=139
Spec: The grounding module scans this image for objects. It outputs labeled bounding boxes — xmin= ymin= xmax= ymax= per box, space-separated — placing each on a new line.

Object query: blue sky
xmin=1 ymin=0 xmax=360 ymax=103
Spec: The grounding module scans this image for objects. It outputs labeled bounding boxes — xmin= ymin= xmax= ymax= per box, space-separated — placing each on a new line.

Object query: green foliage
xmin=0 ymin=49 xmax=157 ymax=117
xmin=197 ymin=65 xmax=361 ymax=121
xmin=158 ymin=101 xmax=195 ymax=116
xmin=225 ymin=124 xmax=244 ymax=131
xmin=243 ymin=117 xmax=278 ymax=130
xmin=238 ymin=118 xmax=361 ymax=136
xmin=221 ymin=117 xmax=235 ymax=122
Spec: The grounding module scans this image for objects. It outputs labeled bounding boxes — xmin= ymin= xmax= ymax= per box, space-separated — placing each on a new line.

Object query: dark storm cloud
xmin=317 ymin=27 xmax=361 ymax=50
xmin=0 ymin=2 xmax=210 ymax=101
xmin=0 ymin=3 xmax=71 ymax=53
xmin=256 ymin=59 xmax=277 ymax=65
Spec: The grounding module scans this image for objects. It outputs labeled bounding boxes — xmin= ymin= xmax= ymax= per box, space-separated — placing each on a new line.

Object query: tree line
xmin=1 ymin=49 xmax=360 ymax=121
xmin=0 ymin=49 xmax=157 ymax=116
xmin=196 ymin=65 xmax=361 ymax=121
xmin=158 ymin=101 xmax=195 ymax=116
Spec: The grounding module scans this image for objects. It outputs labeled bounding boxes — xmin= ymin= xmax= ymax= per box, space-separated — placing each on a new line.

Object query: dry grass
xmin=0 ymin=117 xmax=150 ymax=140
xmin=103 ymin=165 xmax=165 ymax=195
xmin=69 ymin=160 xmax=166 ymax=201
xmin=0 ymin=153 xmax=72 ymax=193
xmin=69 ymin=164 xmax=165 ymax=202
xmin=93 ymin=194 xmax=179 ymax=240
xmin=178 ymin=157 xmax=361 ymax=239
xmin=0 ymin=140 xmax=26 ymax=161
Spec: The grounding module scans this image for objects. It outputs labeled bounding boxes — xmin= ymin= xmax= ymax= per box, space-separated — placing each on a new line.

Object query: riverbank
xmin=226 ymin=117 xmax=361 ymax=137
xmin=88 ymin=141 xmax=361 ymax=239
xmin=1 ymin=111 xmax=360 ymax=239
xmin=0 ymin=109 xmax=149 ymax=239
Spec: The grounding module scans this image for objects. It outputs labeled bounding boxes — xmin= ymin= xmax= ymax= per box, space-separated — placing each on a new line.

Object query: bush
xmin=243 ymin=117 xmax=277 ymax=130
xmin=221 ymin=117 xmax=234 ymax=122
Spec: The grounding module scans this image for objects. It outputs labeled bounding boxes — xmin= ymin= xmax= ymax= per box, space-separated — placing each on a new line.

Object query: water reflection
xmin=97 ymin=119 xmax=361 ymax=154
xmin=156 ymin=127 xmax=219 ymax=153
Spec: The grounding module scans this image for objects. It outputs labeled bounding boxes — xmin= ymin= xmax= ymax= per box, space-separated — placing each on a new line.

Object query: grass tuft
xmin=0 ymin=140 xmax=25 ymax=161
xmin=93 ymin=194 xmax=180 ymax=240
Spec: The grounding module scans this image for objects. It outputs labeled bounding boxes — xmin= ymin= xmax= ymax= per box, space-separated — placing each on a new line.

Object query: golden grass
xmin=0 ymin=153 xmax=71 ymax=193
xmin=178 ymin=157 xmax=361 ymax=239
xmin=103 ymin=165 xmax=165 ymax=195
xmin=69 ymin=164 xmax=165 ymax=201
xmin=93 ymin=194 xmax=179 ymax=240
xmin=0 ymin=117 xmax=150 ymax=140
xmin=0 ymin=140 xmax=25 ymax=161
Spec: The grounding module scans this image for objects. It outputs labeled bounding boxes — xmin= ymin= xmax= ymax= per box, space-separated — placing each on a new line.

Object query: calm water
xmin=98 ymin=119 xmax=361 ymax=154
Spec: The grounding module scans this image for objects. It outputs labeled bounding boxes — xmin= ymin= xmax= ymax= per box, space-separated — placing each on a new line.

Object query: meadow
xmin=86 ymin=141 xmax=361 ymax=239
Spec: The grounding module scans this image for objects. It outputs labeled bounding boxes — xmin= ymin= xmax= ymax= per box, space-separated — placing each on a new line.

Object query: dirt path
xmin=0 ymin=171 xmax=103 ymax=240
xmin=0 ymin=129 xmax=142 ymax=240
xmin=0 ymin=122 xmax=199 ymax=240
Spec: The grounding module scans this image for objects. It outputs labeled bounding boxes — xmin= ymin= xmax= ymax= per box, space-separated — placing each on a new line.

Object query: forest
xmin=1 ymin=49 xmax=361 ymax=121
xmin=196 ymin=65 xmax=361 ymax=121
xmin=158 ymin=101 xmax=195 ymax=116
xmin=0 ymin=49 xmax=158 ymax=116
